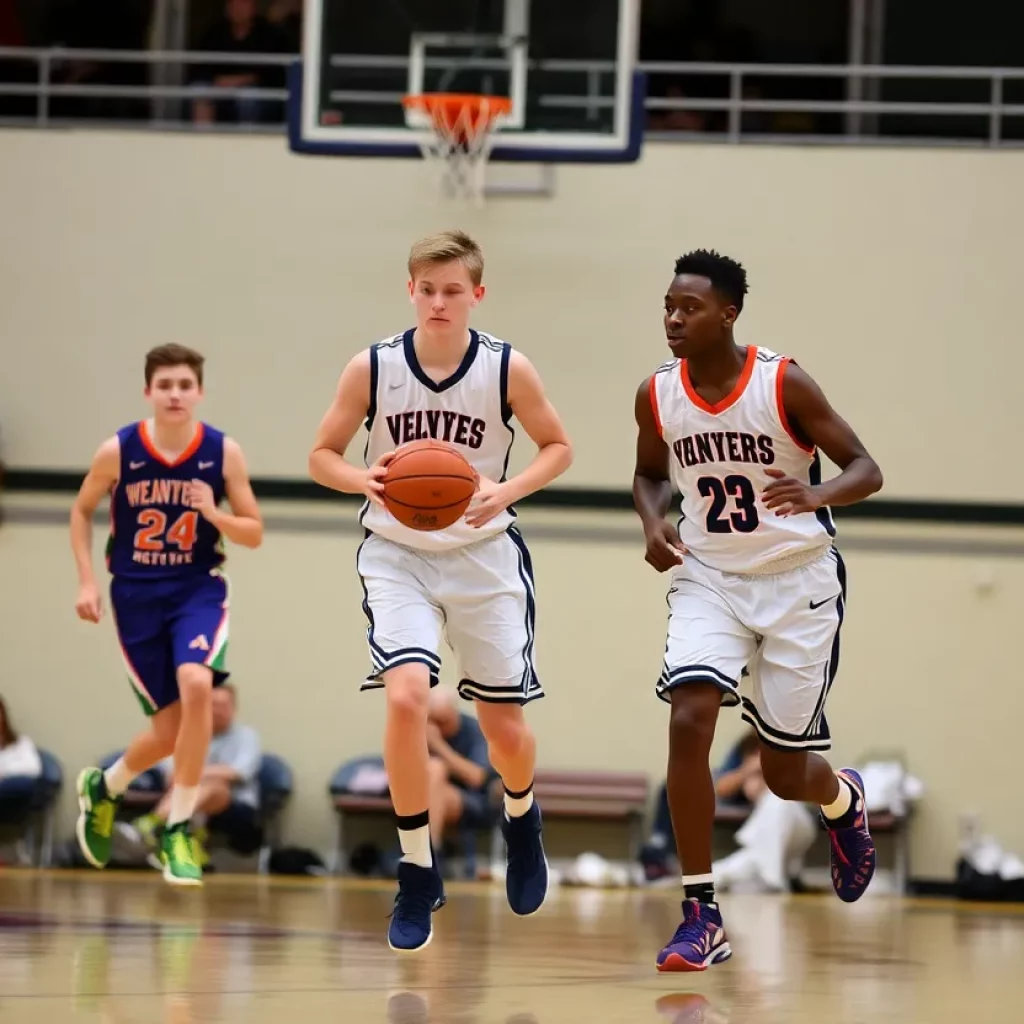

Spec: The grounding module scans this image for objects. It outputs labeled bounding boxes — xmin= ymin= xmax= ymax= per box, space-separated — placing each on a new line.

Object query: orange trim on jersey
xmin=775 ymin=358 xmax=816 ymax=455
xmin=680 ymin=344 xmax=757 ymax=416
xmin=138 ymin=420 xmax=205 ymax=467
xmin=648 ymin=375 xmax=664 ymax=437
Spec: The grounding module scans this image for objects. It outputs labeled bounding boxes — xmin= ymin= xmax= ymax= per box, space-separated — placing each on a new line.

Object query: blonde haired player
xmin=309 ymin=230 xmax=572 ymax=952
xmin=634 ymin=250 xmax=883 ymax=972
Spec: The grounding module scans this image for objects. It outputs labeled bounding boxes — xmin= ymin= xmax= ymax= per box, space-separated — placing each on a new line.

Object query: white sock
xmin=167 ymin=785 xmax=199 ymax=828
xmin=821 ymin=776 xmax=853 ymax=820
xmin=398 ymin=824 xmax=433 ymax=868
xmin=682 ymin=872 xmax=714 ymax=887
xmin=504 ymin=790 xmax=534 ymax=819
xmin=103 ymin=758 xmax=134 ymax=797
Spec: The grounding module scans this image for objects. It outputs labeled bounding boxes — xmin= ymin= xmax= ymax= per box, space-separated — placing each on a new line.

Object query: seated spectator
xmin=711 ymin=729 xmax=816 ymax=892
xmin=126 ymin=685 xmax=262 ymax=865
xmin=425 ymin=687 xmax=496 ymax=872
xmin=640 ymin=728 xmax=815 ymax=891
xmin=191 ymin=0 xmax=290 ymax=126
xmin=0 ymin=696 xmax=43 ymax=826
xmin=266 ymin=0 xmax=302 ymax=51
xmin=713 ymin=728 xmax=765 ymax=807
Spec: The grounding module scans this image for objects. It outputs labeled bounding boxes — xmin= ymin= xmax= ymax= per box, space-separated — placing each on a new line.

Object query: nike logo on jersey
xmin=388 ymin=382 xmax=403 ymax=390
xmin=386 ymin=410 xmax=486 ymax=449
xmin=198 ymin=461 xmax=215 ymax=470
xmin=809 ymin=594 xmax=840 ymax=610
xmin=129 ymin=460 xmax=146 ymax=470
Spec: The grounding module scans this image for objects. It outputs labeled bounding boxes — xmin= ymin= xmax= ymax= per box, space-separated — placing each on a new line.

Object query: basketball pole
xmin=504 ymin=0 xmax=529 ymax=41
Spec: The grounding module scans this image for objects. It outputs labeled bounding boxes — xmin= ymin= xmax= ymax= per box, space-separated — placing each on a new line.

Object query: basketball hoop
xmin=403 ymin=93 xmax=513 ymax=205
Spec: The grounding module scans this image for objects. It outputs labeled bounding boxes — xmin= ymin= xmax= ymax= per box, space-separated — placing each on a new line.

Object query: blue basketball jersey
xmin=106 ymin=421 xmax=227 ymax=580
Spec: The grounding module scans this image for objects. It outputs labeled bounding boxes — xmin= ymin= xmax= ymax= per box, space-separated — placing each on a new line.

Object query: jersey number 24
xmin=697 ymin=475 xmax=759 ymax=534
xmin=134 ymin=509 xmax=199 ymax=552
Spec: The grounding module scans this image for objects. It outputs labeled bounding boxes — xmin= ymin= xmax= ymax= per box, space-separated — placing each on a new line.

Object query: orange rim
xmin=403 ymin=92 xmax=512 ymax=135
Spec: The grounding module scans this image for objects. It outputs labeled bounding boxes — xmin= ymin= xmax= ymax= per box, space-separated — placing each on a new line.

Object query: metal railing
xmin=2 ymin=47 xmax=1024 ymax=146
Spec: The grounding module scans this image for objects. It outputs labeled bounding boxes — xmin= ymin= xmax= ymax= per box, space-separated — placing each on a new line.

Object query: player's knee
xmin=384 ymin=667 xmax=431 ymax=725
xmin=479 ymin=707 xmax=529 ymax=762
xmin=668 ymin=689 xmax=719 ymax=751
xmin=177 ymin=664 xmax=214 ymax=705
xmin=760 ymin=751 xmax=806 ymax=801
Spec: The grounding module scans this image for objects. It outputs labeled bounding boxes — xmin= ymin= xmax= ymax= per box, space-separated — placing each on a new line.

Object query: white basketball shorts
xmin=356 ymin=526 xmax=542 ymax=705
xmin=657 ymin=547 xmax=846 ymax=751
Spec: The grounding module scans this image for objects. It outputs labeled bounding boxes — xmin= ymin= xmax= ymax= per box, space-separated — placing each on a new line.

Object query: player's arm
xmin=633 ymin=378 xmax=685 ymax=572
xmin=764 ymin=363 xmax=884 ymax=516
xmin=202 ymin=727 xmax=260 ymax=785
xmin=308 ymin=350 xmax=388 ymax=507
xmin=70 ymin=437 xmax=120 ymax=622
xmin=465 ymin=351 xmax=572 ymax=527
xmin=191 ymin=439 xmax=263 ymax=548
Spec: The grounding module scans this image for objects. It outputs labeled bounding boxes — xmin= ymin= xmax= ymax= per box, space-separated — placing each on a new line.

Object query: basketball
xmin=382 ymin=440 xmax=478 ymax=531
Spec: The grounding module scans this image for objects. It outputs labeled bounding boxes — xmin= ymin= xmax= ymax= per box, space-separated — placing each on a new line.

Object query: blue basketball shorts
xmin=110 ymin=570 xmax=230 ymax=716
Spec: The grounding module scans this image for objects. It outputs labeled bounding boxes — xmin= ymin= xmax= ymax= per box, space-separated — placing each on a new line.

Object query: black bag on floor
xmin=268 ymin=847 xmax=327 ymax=876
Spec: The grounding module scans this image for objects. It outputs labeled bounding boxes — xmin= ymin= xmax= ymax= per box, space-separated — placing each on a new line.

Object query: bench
xmin=489 ymin=770 xmax=652 ymax=867
xmin=713 ymin=801 xmax=912 ymax=893
xmin=330 ymin=764 xmax=652 ymax=877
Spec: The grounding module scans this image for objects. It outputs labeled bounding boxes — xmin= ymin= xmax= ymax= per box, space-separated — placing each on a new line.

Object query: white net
xmin=403 ymin=94 xmax=511 ymax=206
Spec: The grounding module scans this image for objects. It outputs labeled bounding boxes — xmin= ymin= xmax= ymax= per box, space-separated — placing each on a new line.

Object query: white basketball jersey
xmin=650 ymin=345 xmax=835 ymax=573
xmin=360 ymin=329 xmax=516 ymax=551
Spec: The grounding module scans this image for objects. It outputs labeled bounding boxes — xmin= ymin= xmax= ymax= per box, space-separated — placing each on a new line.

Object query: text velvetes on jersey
xmin=385 ymin=409 xmax=487 ymax=449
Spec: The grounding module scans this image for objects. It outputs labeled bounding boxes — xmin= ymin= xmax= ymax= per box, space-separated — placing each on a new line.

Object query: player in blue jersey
xmin=69 ymin=344 xmax=263 ymax=886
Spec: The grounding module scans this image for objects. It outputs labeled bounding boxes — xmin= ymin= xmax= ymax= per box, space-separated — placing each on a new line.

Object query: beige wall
xmin=1 ymin=128 xmax=1021 ymax=881
xmin=2 ymin=495 xmax=1022 ymax=879
xmin=1 ymin=129 xmax=1022 ymax=500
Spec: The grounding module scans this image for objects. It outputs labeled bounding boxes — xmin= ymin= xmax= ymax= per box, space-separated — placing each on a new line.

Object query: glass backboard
xmin=288 ymin=0 xmax=644 ymax=163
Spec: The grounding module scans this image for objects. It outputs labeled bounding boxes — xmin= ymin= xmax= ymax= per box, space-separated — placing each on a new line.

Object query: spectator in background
xmin=40 ymin=0 xmax=154 ymax=122
xmin=710 ymin=728 xmax=817 ymax=892
xmin=266 ymin=0 xmax=301 ymax=52
xmin=641 ymin=726 xmax=816 ymax=891
xmin=127 ymin=685 xmax=263 ymax=865
xmin=640 ymin=731 xmax=759 ymax=883
xmin=713 ymin=728 xmax=766 ymax=806
xmin=425 ymin=687 xmax=496 ymax=873
xmin=0 ymin=696 xmax=43 ymax=824
xmin=191 ymin=0 xmax=290 ymax=126
xmin=647 ymin=84 xmax=707 ymax=133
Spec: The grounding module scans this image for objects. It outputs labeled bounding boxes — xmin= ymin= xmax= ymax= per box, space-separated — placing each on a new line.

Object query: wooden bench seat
xmin=331 ymin=769 xmax=652 ymax=875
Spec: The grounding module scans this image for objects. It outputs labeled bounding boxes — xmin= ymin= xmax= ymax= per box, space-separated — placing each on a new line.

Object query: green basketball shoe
xmin=75 ymin=767 xmax=121 ymax=869
xmin=160 ymin=822 xmax=203 ymax=887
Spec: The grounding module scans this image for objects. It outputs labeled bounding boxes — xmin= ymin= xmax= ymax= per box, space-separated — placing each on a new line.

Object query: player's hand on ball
xmin=188 ymin=479 xmax=218 ymax=518
xmin=644 ymin=521 xmax=686 ymax=572
xmin=761 ymin=468 xmax=822 ymax=516
xmin=362 ymin=451 xmax=395 ymax=508
xmin=75 ymin=582 xmax=103 ymax=623
xmin=465 ymin=476 xmax=509 ymax=528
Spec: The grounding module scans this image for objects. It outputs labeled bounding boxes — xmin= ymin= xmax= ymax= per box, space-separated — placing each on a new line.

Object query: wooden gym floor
xmin=1 ymin=871 xmax=1022 ymax=1023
